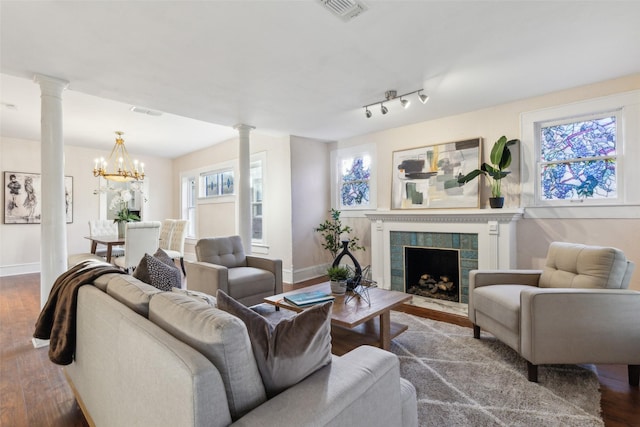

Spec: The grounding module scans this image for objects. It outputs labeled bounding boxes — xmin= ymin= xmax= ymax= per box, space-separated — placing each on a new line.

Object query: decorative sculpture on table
xmin=332 ymin=240 xmax=362 ymax=291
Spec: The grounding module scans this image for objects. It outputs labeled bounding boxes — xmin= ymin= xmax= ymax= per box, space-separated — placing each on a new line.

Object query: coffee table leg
xmin=380 ymin=311 xmax=391 ymax=350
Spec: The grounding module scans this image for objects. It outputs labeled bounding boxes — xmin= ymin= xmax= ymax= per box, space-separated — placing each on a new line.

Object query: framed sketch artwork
xmin=4 ymin=171 xmax=73 ymax=224
xmin=391 ymin=138 xmax=481 ymax=209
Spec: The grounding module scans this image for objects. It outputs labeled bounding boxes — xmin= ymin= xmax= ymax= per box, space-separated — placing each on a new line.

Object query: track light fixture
xmin=363 ymin=88 xmax=427 ymax=118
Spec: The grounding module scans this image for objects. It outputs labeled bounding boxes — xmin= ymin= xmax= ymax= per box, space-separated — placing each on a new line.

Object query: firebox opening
xmin=404 ymin=247 xmax=460 ymax=302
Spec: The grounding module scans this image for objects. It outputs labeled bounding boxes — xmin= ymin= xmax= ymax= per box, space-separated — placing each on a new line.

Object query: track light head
xmin=381 ymin=103 xmax=388 ymax=115
xmin=418 ymin=92 xmax=429 ymax=104
xmin=400 ymin=97 xmax=410 ymax=109
xmin=365 ymin=108 xmax=372 ymax=118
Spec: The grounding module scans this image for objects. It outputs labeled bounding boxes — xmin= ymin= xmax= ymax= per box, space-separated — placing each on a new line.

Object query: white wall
xmin=0 ymin=137 xmax=173 ymax=276
xmin=172 ymin=132 xmax=294 ymax=280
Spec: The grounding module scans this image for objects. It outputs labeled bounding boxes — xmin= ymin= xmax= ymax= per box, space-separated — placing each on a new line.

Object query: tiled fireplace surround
xmin=366 ymin=209 xmax=523 ymax=316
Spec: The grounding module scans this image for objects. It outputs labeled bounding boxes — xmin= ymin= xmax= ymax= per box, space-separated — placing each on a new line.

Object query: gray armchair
xmin=186 ymin=235 xmax=283 ymax=306
xmin=468 ymin=242 xmax=639 ymax=385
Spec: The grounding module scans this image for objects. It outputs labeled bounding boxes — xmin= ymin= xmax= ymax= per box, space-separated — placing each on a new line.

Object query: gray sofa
xmin=65 ymin=272 xmax=418 ymax=426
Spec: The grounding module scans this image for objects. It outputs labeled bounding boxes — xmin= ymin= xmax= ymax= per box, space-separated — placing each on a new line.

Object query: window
xmin=539 ymin=113 xmax=618 ymax=202
xmin=200 ymin=169 xmax=234 ymax=198
xmin=333 ymin=143 xmax=376 ymax=211
xmin=182 ymin=175 xmax=196 ymax=237
xmin=521 ymin=89 xmax=640 ymax=218
xmin=251 ymin=158 xmax=263 ymax=242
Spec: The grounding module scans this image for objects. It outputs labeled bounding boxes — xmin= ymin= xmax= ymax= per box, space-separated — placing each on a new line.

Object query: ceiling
xmin=1 ymin=1 xmax=640 ymax=159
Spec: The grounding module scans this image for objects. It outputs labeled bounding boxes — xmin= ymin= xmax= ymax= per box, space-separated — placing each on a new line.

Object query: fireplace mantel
xmin=366 ymin=208 xmax=524 ymax=224
xmin=366 ymin=208 xmax=523 ymax=313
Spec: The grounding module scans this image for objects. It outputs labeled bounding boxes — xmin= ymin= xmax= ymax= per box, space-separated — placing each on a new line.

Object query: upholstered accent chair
xmin=158 ymin=219 xmax=189 ymax=276
xmin=186 ymin=235 xmax=283 ymax=306
xmin=468 ymin=242 xmax=639 ymax=385
xmin=88 ymin=219 xmax=124 ymax=258
xmin=113 ymin=221 xmax=161 ymax=273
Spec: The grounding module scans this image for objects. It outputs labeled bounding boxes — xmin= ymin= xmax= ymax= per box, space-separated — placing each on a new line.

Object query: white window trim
xmin=251 ymin=151 xmax=267 ymax=246
xmin=521 ymin=90 xmax=640 ymax=219
xmin=180 ymin=173 xmax=197 ymax=238
xmin=331 ymin=143 xmax=377 ymax=216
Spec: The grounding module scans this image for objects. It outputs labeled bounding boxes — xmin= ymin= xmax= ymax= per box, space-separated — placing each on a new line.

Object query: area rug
xmin=389 ymin=312 xmax=603 ymax=427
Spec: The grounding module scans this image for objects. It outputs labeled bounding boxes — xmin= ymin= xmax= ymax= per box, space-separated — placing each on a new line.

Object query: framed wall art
xmin=4 ymin=171 xmax=73 ymax=224
xmin=391 ymin=138 xmax=481 ymax=209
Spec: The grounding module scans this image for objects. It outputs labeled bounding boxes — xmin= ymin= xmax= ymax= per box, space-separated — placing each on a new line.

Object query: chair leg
xmin=527 ymin=362 xmax=538 ymax=382
xmin=473 ymin=324 xmax=481 ymax=339
xmin=179 ymin=257 xmax=186 ymax=277
xmin=629 ymin=365 xmax=639 ymax=387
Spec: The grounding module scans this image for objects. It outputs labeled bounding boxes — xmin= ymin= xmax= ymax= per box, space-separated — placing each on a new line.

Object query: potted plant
xmin=457 ymin=136 xmax=519 ymax=208
xmin=327 ymin=265 xmax=351 ymax=294
xmin=315 ymin=209 xmax=365 ymax=258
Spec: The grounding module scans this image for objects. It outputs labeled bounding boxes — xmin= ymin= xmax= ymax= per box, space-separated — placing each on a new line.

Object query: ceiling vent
xmin=130 ymin=106 xmax=163 ymax=117
xmin=317 ymin=0 xmax=368 ymax=22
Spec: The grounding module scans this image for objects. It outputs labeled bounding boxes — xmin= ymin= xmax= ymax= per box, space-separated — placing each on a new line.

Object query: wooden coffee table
xmin=264 ymin=282 xmax=411 ymax=352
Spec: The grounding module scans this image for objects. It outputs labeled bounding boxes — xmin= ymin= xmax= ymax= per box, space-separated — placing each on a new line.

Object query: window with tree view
xmin=539 ymin=114 xmax=618 ymax=202
xmin=340 ymin=155 xmax=371 ymax=208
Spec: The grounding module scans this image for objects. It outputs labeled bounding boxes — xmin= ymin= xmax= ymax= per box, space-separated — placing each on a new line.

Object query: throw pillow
xmin=133 ymin=253 xmax=181 ymax=291
xmin=216 ymin=290 xmax=332 ymax=398
xmin=153 ymin=247 xmax=175 ymax=267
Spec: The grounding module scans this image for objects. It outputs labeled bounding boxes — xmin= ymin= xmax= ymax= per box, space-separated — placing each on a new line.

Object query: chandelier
xmin=93 ymin=131 xmax=145 ymax=182
xmin=363 ymin=89 xmax=429 ymax=118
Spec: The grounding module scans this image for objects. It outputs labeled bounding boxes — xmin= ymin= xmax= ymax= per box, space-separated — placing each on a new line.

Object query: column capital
xmin=34 ymin=74 xmax=69 ymax=97
xmin=233 ymin=123 xmax=256 ymax=132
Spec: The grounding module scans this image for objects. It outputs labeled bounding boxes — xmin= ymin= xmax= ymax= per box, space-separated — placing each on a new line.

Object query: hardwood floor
xmin=1 ymin=273 xmax=638 ymax=426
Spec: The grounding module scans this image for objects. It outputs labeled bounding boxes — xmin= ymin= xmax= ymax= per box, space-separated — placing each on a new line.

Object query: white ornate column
xmin=234 ymin=123 xmax=255 ymax=254
xmin=35 ymin=74 xmax=69 ymax=309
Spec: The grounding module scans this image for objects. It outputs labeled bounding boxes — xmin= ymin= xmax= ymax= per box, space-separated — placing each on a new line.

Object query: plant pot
xmin=117 ymin=222 xmax=126 ymax=238
xmin=489 ymin=197 xmax=504 ymax=209
xmin=330 ymin=280 xmax=347 ymax=295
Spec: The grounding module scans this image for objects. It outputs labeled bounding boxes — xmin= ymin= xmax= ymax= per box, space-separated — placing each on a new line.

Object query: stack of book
xmin=284 ymin=290 xmax=335 ymax=307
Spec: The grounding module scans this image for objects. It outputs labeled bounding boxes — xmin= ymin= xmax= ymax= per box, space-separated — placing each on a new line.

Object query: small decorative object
xmin=457 ymin=136 xmax=519 ymax=208
xmin=327 ymin=265 xmax=350 ymax=294
xmin=332 ymin=240 xmax=362 ymax=291
xmin=345 ymin=265 xmax=376 ymax=306
xmin=315 ymin=209 xmax=365 ymax=258
xmin=110 ymin=188 xmax=140 ymax=237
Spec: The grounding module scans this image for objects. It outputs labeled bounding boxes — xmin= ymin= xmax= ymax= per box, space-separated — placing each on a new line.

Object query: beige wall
xmin=172 ymin=132 xmax=294 ymax=279
xmin=0 ymin=137 xmax=173 ymax=275
xmin=337 ymin=74 xmax=640 ymax=291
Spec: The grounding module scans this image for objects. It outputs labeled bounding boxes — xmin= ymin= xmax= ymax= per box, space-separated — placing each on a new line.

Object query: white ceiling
xmin=2 ymin=1 xmax=640 ymax=159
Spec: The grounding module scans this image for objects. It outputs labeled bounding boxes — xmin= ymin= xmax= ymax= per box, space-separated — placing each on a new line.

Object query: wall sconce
xmin=363 ymin=89 xmax=428 ymax=118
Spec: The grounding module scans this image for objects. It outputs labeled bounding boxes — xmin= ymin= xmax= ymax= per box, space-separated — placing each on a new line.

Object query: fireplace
xmin=405 ymin=247 xmax=460 ymax=302
xmin=366 ymin=209 xmax=523 ymax=315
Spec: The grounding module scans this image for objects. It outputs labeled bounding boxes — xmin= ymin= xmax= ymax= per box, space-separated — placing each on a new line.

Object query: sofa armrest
xmin=520 ymin=288 xmax=640 ymax=365
xmin=246 ymin=256 xmax=283 ymax=294
xmin=232 ymin=346 xmax=410 ymax=427
xmin=185 ymin=261 xmax=229 ymax=296
xmin=470 ymin=270 xmax=542 ymax=290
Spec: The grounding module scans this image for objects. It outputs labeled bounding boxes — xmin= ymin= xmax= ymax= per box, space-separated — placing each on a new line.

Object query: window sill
xmin=524 ymin=205 xmax=640 ymax=219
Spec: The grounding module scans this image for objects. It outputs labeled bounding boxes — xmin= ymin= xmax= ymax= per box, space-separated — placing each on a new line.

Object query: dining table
xmin=85 ymin=235 xmax=125 ymax=263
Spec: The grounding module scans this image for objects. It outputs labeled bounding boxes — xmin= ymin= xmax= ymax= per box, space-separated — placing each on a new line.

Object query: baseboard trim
xmin=0 ymin=262 xmax=40 ymax=277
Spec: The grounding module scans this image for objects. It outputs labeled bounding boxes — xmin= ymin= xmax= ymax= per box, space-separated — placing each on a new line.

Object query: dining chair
xmin=113 ymin=221 xmax=161 ymax=273
xmin=88 ymin=220 xmax=124 ymax=258
xmin=159 ymin=219 xmax=189 ymax=276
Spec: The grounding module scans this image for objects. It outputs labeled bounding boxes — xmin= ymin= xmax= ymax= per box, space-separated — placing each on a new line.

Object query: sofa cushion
xmin=106 ymin=275 xmax=162 ymax=317
xmin=172 ymin=287 xmax=217 ymax=307
xmin=216 ymin=290 xmax=332 ymax=398
xmin=133 ymin=253 xmax=181 ymax=291
xmin=227 ymin=267 xmax=275 ymax=299
xmin=540 ymin=242 xmax=630 ymax=289
xmin=148 ymin=292 xmax=266 ymax=420
xmin=472 ymin=285 xmax=534 ymax=334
